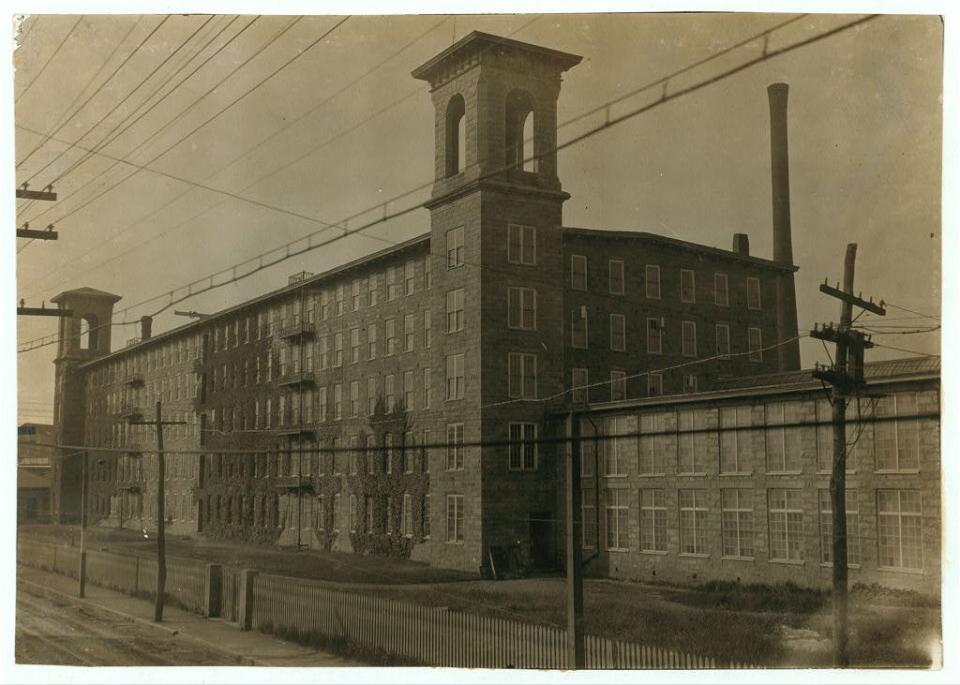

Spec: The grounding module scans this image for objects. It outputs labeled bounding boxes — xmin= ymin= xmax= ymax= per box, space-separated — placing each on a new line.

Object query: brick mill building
xmin=45 ymin=32 xmax=938 ymax=591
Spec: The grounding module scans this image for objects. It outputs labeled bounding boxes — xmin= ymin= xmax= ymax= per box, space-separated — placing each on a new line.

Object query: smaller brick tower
xmin=50 ymin=287 xmax=121 ymax=522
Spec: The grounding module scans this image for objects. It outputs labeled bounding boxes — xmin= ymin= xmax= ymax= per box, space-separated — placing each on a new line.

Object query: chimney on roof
xmin=732 ymin=233 xmax=750 ymax=256
xmin=767 ymin=83 xmax=801 ymax=371
xmin=140 ymin=315 xmax=152 ymax=341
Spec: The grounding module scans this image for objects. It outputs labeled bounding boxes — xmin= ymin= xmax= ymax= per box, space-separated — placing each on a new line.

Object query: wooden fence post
xmin=239 ymin=569 xmax=258 ymax=631
xmin=205 ymin=563 xmax=223 ymax=618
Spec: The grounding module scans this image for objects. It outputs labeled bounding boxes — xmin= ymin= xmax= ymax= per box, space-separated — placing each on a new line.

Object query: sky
xmin=11 ymin=12 xmax=943 ymax=425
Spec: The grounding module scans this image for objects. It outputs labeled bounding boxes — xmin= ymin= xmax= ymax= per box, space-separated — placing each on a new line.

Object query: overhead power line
xmin=21 ymin=15 xmax=214 ymax=197
xmin=26 ymin=16 xmax=349 ymax=238
xmin=15 ymin=15 xmax=84 ymax=104
xmin=17 ymin=14 xmax=879 ymax=356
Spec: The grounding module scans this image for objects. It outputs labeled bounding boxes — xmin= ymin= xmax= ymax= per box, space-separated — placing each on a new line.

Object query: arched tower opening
xmin=505 ymin=89 xmax=536 ymax=172
xmin=80 ymin=313 xmax=98 ymax=352
xmin=445 ymin=94 xmax=467 ymax=177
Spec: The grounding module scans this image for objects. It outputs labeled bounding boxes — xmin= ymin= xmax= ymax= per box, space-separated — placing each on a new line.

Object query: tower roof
xmin=411 ymin=31 xmax=582 ymax=85
xmin=50 ymin=287 xmax=122 ymax=304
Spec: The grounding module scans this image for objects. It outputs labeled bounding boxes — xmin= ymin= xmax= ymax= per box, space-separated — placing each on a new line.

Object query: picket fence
xmin=17 ymin=538 xmax=751 ymax=669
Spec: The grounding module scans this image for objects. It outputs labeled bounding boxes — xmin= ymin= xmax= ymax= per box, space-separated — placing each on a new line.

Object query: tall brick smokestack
xmin=768 ymin=83 xmax=801 ymax=370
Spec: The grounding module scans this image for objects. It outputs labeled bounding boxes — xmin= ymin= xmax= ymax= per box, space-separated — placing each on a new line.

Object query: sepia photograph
xmin=6 ymin=3 xmax=949 ymax=680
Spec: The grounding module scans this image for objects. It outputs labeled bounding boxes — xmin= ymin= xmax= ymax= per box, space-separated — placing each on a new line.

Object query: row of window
xmin=587 ymin=487 xmax=923 ymax=572
xmin=570 ymin=313 xmax=763 ymax=361
xmin=589 ymin=393 xmax=926 ymax=477
xmin=569 ymin=257 xmax=763 ymax=310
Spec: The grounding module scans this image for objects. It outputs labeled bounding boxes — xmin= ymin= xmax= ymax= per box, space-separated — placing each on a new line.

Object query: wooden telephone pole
xmin=809 ymin=243 xmax=885 ymax=666
xmin=565 ymin=410 xmax=585 ymax=669
xmin=130 ymin=401 xmax=186 ymax=622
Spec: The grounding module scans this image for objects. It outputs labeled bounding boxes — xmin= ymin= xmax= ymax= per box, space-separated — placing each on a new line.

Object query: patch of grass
xmin=260 ymin=620 xmax=422 ymax=666
xmin=669 ymin=579 xmax=828 ymax=615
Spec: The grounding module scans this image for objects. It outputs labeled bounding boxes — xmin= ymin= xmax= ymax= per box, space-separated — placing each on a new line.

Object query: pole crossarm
xmin=17 ymin=307 xmax=71 ymax=317
xmin=16 ymin=188 xmax=57 ymax=201
xmin=819 ymin=282 xmax=886 ymax=315
xmin=16 ymin=228 xmax=58 ymax=240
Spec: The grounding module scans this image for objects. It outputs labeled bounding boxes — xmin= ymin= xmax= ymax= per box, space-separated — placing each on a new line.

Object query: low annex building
xmin=567 ymin=357 xmax=940 ymax=594
xmin=49 ymin=32 xmax=822 ymax=578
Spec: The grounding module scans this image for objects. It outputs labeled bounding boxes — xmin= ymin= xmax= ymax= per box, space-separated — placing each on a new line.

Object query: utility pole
xmin=16 ymin=184 xmax=58 ymax=240
xmin=130 ymin=400 xmax=186 ymax=622
xmin=565 ymin=410 xmax=585 ymax=669
xmin=78 ymin=451 xmax=88 ymax=598
xmin=809 ymin=243 xmax=885 ymax=666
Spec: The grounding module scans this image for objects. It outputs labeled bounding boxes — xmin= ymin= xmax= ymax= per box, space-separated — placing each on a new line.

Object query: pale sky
xmin=12 ymin=12 xmax=943 ymax=425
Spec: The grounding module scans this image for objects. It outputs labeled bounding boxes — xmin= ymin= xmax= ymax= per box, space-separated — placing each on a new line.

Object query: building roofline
xmin=78 ymin=232 xmax=431 ymax=369
xmin=562 ymin=226 xmax=797 ymax=272
xmin=411 ymin=30 xmax=582 ymax=83
xmin=556 ymin=357 xmax=939 ymax=417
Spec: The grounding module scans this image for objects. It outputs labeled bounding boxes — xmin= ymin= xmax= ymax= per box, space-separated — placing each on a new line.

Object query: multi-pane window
xmin=404 ymin=260 xmax=416 ymax=296
xmin=682 ymin=374 xmax=698 ymax=393
xmin=639 ymin=489 xmax=667 ymax=552
xmin=608 ymin=259 xmax=625 ymax=295
xmin=639 ymin=412 xmax=671 ymax=475
xmin=366 ymin=495 xmax=375 ymax=533
xmin=422 ymin=494 xmax=431 ymax=538
xmin=424 ymin=310 xmax=432 ymax=347
xmin=768 ymin=488 xmax=804 ymax=562
xmin=571 ymin=368 xmax=589 ymax=405
xmin=334 ymin=332 xmax=343 ymax=367
xmin=423 ymin=256 xmax=431 ymax=290
xmin=714 ymin=273 xmax=729 ymax=306
xmin=446 ymin=494 xmax=464 ymax=543
xmin=815 ymin=398 xmax=834 ymax=472
xmin=388 ymin=265 xmax=402 ymax=301
xmin=679 ymin=489 xmax=708 ymax=555
xmin=581 ymin=490 xmax=597 ymax=549
xmin=605 ymin=488 xmax=629 ymax=551
xmin=508 ymin=422 xmax=537 ymax=470
xmin=367 ymin=323 xmax=377 ymax=360
xmin=367 ymin=377 xmax=377 ymax=416
xmin=677 ymin=409 xmax=709 ymax=475
xmin=571 ymin=309 xmax=588 ymax=349
xmin=349 ymin=494 xmax=357 ymax=532
xmin=350 ymin=328 xmax=361 ymax=364
xmin=877 ymin=489 xmax=922 ymax=570
xmin=507 ymin=224 xmax=536 ymax=265
xmin=335 ymin=284 xmax=345 ymax=316
xmin=645 ymin=265 xmax=661 ymax=299
xmin=446 ymin=227 xmax=465 ymax=269
xmin=720 ymin=406 xmax=753 ymax=474
xmin=716 ymin=323 xmax=731 ymax=358
xmin=368 ymin=273 xmax=380 ymax=307
xmin=446 ymin=289 xmax=465 ymax=332
xmin=508 ymin=352 xmax=537 ymax=399
xmin=404 ymin=313 xmax=415 ymax=352
xmin=352 ymin=279 xmax=361 ymax=311
xmin=610 ymin=370 xmax=627 ymax=402
xmin=819 ymin=489 xmax=861 ymax=566
xmin=317 ymin=387 xmax=327 ymax=423
xmin=571 ymin=255 xmax=588 ymax=291
xmin=386 ymin=318 xmax=398 ymax=355
xmin=422 ymin=367 xmax=432 ymax=408
xmin=646 ymin=318 xmax=662 ymax=354
xmin=748 ymin=327 xmax=762 ymax=362
xmin=446 ymin=423 xmax=464 ymax=470
xmin=746 ymin=277 xmax=762 ymax=310
xmin=385 ymin=374 xmax=395 ymax=412
xmin=508 ymin=287 xmax=537 ymax=330
xmin=603 ymin=416 xmax=634 ymax=477
xmin=680 ymin=269 xmax=695 ymax=303
xmin=403 ymin=370 xmax=414 ymax=410
xmin=350 ymin=380 xmax=360 ymax=418
xmin=681 ymin=321 xmax=697 ymax=357
xmin=319 ymin=292 xmax=329 ymax=320
xmin=333 ymin=384 xmax=342 ymax=420
xmin=446 ymin=353 xmax=464 ymax=400
xmin=766 ymin=401 xmax=805 ymax=473
xmin=875 ymin=392 xmax=920 ymax=472
xmin=721 ymin=489 xmax=754 ymax=559
xmin=402 ymin=493 xmax=413 ymax=537
xmin=609 ymin=314 xmax=626 ymax=352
